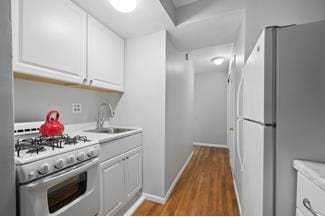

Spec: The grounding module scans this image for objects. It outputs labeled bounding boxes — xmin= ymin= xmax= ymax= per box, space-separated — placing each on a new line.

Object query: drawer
xmin=296 ymin=173 xmax=325 ymax=216
xmin=100 ymin=133 xmax=142 ymax=162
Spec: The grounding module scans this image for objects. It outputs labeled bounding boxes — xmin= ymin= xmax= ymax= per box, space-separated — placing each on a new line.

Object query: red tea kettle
xmin=40 ymin=111 xmax=64 ymax=137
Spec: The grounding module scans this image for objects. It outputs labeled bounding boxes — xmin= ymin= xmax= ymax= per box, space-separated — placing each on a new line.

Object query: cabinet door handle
xmin=303 ymin=198 xmax=323 ymax=216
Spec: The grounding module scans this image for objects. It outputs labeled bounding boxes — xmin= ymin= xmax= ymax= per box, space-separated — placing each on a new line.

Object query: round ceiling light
xmin=211 ymin=57 xmax=224 ymax=65
xmin=109 ymin=0 xmax=137 ymax=13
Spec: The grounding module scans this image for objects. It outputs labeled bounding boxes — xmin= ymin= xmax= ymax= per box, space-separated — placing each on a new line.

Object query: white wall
xmin=245 ymin=0 xmax=325 ymax=59
xmin=111 ymin=31 xmax=167 ymax=197
xmin=165 ymin=37 xmax=194 ymax=193
xmin=0 ymin=0 xmax=16 ymax=214
xmin=193 ymin=71 xmax=227 ymax=145
xmin=14 ymin=79 xmax=121 ymax=124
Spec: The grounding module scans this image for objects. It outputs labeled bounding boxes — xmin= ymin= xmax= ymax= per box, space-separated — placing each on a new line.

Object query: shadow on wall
xmin=14 ymin=79 xmax=123 ymax=124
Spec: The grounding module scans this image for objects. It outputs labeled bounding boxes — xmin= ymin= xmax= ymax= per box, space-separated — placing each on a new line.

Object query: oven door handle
xmin=26 ymin=158 xmax=99 ymax=189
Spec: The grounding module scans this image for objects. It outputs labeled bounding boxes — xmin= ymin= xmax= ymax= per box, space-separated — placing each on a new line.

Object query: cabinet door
xmin=87 ymin=16 xmax=124 ymax=91
xmin=124 ymin=147 xmax=143 ymax=201
xmin=12 ymin=0 xmax=87 ymax=84
xmin=100 ymin=155 xmax=125 ymax=216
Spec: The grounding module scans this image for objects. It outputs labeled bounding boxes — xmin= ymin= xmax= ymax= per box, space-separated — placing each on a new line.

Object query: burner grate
xmin=15 ymin=135 xmax=90 ymax=157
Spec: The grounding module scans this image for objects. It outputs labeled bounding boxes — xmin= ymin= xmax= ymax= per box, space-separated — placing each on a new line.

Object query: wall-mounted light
xmin=211 ymin=57 xmax=224 ymax=65
xmin=109 ymin=0 xmax=137 ymax=13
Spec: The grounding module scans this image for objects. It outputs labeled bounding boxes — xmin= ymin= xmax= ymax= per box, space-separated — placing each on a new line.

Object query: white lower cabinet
xmin=125 ymin=148 xmax=143 ymax=201
xmin=100 ymin=147 xmax=143 ymax=216
xmin=101 ymin=154 xmax=125 ymax=216
xmin=296 ymin=173 xmax=325 ymax=216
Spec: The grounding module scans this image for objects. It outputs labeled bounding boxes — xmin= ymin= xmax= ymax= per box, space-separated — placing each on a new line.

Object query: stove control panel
xmin=17 ymin=144 xmax=100 ymax=184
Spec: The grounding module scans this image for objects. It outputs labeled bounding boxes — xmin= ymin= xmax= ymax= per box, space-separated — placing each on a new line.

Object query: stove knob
xmin=28 ymin=170 xmax=36 ymax=178
xmin=77 ymin=152 xmax=86 ymax=161
xmin=87 ymin=149 xmax=95 ymax=158
xmin=67 ymin=155 xmax=76 ymax=164
xmin=38 ymin=163 xmax=50 ymax=175
xmin=55 ymin=159 xmax=64 ymax=169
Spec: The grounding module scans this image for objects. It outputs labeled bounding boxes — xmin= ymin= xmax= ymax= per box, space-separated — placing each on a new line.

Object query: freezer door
xmin=239 ymin=119 xmax=274 ymax=216
xmin=240 ymin=29 xmax=275 ymax=124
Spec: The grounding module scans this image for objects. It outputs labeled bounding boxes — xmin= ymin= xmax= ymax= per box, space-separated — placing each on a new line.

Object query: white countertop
xmin=66 ymin=122 xmax=143 ymax=144
xmin=293 ymin=160 xmax=325 ymax=192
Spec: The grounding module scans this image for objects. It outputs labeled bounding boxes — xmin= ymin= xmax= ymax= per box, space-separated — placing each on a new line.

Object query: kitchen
xmin=1 ymin=0 xmax=325 ymax=216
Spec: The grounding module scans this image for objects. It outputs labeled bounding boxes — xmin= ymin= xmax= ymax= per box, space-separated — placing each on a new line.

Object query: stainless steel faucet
xmin=97 ymin=103 xmax=115 ymax=130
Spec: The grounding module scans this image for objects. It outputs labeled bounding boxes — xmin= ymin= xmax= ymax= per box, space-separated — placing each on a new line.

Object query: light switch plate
xmin=72 ymin=103 xmax=82 ymax=114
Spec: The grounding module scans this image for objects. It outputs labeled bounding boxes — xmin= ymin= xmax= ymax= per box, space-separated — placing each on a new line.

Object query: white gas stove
xmin=15 ymin=122 xmax=101 ymax=216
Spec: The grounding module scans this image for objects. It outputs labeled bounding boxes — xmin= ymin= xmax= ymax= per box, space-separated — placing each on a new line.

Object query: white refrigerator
xmin=236 ymin=20 xmax=325 ymax=216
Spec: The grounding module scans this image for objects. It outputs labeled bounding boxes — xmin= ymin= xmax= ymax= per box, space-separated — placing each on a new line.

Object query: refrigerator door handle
xmin=236 ymin=73 xmax=244 ymax=118
xmin=236 ymin=119 xmax=244 ymax=171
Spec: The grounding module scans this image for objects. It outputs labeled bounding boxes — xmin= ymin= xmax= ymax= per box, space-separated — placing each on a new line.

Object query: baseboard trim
xmin=123 ymin=195 xmax=146 ymax=216
xmin=193 ymin=142 xmax=228 ymax=149
xmin=142 ymin=193 xmax=165 ymax=204
xmin=143 ymin=151 xmax=194 ymax=205
xmin=164 ymin=151 xmax=193 ymax=203
xmin=233 ymin=178 xmax=242 ymax=215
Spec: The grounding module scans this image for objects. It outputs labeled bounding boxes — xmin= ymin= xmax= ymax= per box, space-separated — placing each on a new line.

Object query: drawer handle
xmin=303 ymin=198 xmax=323 ymax=216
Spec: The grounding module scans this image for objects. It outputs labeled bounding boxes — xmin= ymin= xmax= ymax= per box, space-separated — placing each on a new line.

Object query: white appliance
xmin=236 ymin=20 xmax=325 ymax=215
xmin=15 ymin=122 xmax=101 ymax=216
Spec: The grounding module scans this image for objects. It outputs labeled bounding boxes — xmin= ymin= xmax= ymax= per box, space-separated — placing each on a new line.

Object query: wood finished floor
xmin=134 ymin=146 xmax=239 ymax=216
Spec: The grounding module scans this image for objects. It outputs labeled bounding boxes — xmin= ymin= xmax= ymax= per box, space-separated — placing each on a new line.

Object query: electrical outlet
xmin=72 ymin=103 xmax=82 ymax=114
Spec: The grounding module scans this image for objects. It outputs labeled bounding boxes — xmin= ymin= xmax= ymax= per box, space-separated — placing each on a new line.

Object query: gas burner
xmin=15 ymin=135 xmax=90 ymax=157
xmin=63 ymin=135 xmax=89 ymax=145
xmin=26 ymin=146 xmax=46 ymax=154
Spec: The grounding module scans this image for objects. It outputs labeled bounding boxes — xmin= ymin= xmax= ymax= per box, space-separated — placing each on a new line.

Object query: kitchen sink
xmin=85 ymin=127 xmax=135 ymax=134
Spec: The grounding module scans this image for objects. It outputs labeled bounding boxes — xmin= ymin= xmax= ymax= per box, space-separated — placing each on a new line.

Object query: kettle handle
xmin=46 ymin=111 xmax=60 ymax=123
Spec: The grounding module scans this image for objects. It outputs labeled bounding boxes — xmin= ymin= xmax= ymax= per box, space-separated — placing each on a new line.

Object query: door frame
xmin=227 ymin=56 xmax=237 ymax=172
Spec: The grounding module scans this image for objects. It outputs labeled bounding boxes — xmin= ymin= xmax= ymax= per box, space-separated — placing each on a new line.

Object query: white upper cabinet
xmin=12 ymin=0 xmax=87 ymax=84
xmin=87 ymin=16 xmax=124 ymax=91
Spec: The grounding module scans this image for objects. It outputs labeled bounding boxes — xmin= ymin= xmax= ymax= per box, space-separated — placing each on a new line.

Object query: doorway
xmin=227 ymin=56 xmax=236 ymax=171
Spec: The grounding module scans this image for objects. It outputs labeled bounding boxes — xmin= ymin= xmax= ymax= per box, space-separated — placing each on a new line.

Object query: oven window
xmin=47 ymin=172 xmax=87 ymax=213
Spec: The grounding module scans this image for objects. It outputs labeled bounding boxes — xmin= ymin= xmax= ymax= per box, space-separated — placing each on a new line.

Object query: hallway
xmin=134 ymin=146 xmax=239 ymax=216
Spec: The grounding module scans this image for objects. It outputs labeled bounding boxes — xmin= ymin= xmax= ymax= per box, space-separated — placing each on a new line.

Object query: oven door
xmin=19 ymin=158 xmax=100 ymax=216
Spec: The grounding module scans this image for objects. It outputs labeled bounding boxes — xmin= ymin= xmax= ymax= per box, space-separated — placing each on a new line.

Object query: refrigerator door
xmin=275 ymin=20 xmax=325 ymax=215
xmin=239 ymin=28 xmax=276 ymax=124
xmin=238 ymin=119 xmax=274 ymax=216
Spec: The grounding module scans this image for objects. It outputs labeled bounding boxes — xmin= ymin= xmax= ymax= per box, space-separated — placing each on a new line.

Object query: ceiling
xmin=171 ymin=0 xmax=200 ymax=8
xmin=168 ymin=10 xmax=244 ymax=51
xmin=189 ymin=43 xmax=233 ymax=73
xmin=72 ymin=0 xmax=174 ymax=39
xmin=73 ymin=0 xmax=244 ymax=74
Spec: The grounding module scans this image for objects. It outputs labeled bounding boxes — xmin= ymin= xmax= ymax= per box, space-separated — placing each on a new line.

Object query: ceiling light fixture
xmin=109 ymin=0 xmax=137 ymax=13
xmin=211 ymin=57 xmax=224 ymax=65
